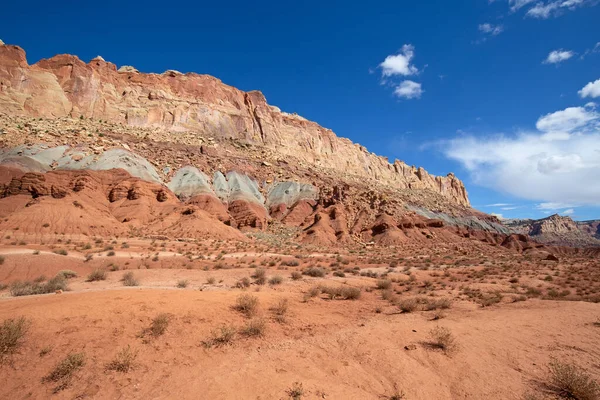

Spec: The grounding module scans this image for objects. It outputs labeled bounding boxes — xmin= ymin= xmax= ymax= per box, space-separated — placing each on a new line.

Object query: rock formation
xmin=0 ymin=43 xmax=468 ymax=206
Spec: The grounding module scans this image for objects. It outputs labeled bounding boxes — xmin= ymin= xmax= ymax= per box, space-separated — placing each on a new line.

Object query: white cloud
xmin=508 ymin=0 xmax=537 ymax=11
xmin=478 ymin=23 xmax=504 ymax=36
xmin=440 ymin=105 xmax=600 ymax=206
xmin=535 ymin=105 xmax=598 ymax=132
xmin=579 ymin=78 xmax=600 ymax=98
xmin=562 ymin=208 xmax=575 ymax=215
xmin=544 ymin=49 xmax=574 ymax=64
xmin=394 ymin=80 xmax=423 ymax=99
xmin=486 ymin=203 xmax=513 ymax=207
xmin=491 ymin=212 xmax=505 ymax=219
xmin=526 ymin=0 xmax=595 ymax=18
xmin=501 ymin=206 xmax=518 ymax=210
xmin=537 ymin=202 xmax=577 ymax=210
xmin=380 ymin=45 xmax=419 ymax=77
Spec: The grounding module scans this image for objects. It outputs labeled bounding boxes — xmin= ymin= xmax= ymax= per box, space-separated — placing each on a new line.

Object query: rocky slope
xmin=0 ymin=43 xmax=468 ymax=206
xmin=0 ymin=42 xmax=519 ymax=248
xmin=505 ymin=214 xmax=600 ymax=247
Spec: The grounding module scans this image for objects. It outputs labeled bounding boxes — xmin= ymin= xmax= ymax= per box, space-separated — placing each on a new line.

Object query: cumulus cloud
xmin=478 ymin=23 xmax=504 ymax=36
xmin=526 ymin=0 xmax=596 ymax=18
xmin=393 ymin=80 xmax=423 ymax=99
xmin=439 ymin=104 xmax=600 ymax=205
xmin=501 ymin=0 xmax=597 ymax=18
xmin=380 ymin=45 xmax=419 ymax=77
xmin=562 ymin=208 xmax=575 ymax=215
xmin=579 ymin=78 xmax=600 ymax=98
xmin=544 ymin=49 xmax=575 ymax=64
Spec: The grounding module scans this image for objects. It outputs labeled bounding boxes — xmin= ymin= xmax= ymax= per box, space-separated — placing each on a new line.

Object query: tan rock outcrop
xmin=0 ymin=43 xmax=469 ymax=206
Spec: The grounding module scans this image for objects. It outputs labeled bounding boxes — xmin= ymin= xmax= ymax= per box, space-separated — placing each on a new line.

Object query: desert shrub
xmin=397 ymin=298 xmax=419 ymax=313
xmin=548 ymin=360 xmax=600 ymax=400
xmin=252 ymin=268 xmax=267 ymax=285
xmin=107 ymin=251 xmax=116 ymax=257
xmin=241 ymin=318 xmax=266 ymax=337
xmin=478 ymin=293 xmax=502 ymax=307
xmin=303 ymin=266 xmax=326 ymax=277
xmin=204 ymin=325 xmax=237 ymax=348
xmin=333 ymin=271 xmax=346 ymax=278
xmin=0 ymin=317 xmax=30 ymax=361
xmin=270 ymin=299 xmax=289 ymax=323
xmin=427 ymin=326 xmax=457 ymax=354
xmin=86 ymin=269 xmax=107 ymax=282
xmin=281 ymin=259 xmax=300 ymax=267
xmin=43 ymin=352 xmax=85 ymax=392
xmin=269 ymin=275 xmax=283 ymax=285
xmin=233 ymin=294 xmax=259 ymax=317
xmin=206 ymin=276 xmax=216 ymax=284
xmin=121 ymin=272 xmax=139 ymax=287
xmin=147 ymin=313 xmax=170 ymax=337
xmin=321 ymin=286 xmax=361 ymax=300
xmin=106 ymin=345 xmax=138 ymax=373
xmin=10 ymin=275 xmax=67 ymax=296
xmin=236 ymin=277 xmax=251 ymax=288
xmin=286 ymin=382 xmax=304 ymax=400
xmin=57 ymin=270 xmax=77 ymax=279
xmin=0 ymin=256 xmax=5 ymax=265
xmin=303 ymin=285 xmax=322 ymax=301
xmin=176 ymin=279 xmax=189 ymax=288
xmin=290 ymin=271 xmax=302 ymax=281
xmin=381 ymin=289 xmax=396 ymax=301
xmin=53 ymin=249 xmax=68 ymax=256
xmin=376 ymin=279 xmax=392 ymax=290
xmin=424 ymin=298 xmax=452 ymax=311
xmin=33 ymin=275 xmax=46 ymax=283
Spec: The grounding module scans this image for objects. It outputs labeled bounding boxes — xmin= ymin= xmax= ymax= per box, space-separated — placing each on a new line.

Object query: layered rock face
xmin=506 ymin=214 xmax=600 ymax=247
xmin=0 ymin=43 xmax=468 ymax=206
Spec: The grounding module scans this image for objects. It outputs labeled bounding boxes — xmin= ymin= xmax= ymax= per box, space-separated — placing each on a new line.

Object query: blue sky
xmin=2 ymin=0 xmax=600 ymax=220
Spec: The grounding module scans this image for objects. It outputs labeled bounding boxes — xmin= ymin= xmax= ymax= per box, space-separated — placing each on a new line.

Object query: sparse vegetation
xmin=252 ymin=268 xmax=267 ymax=285
xmin=10 ymin=275 xmax=68 ymax=296
xmin=427 ymin=326 xmax=457 ymax=354
xmin=290 ymin=271 xmax=302 ymax=281
xmin=0 ymin=317 xmax=30 ymax=361
xmin=397 ymin=297 xmax=419 ymax=313
xmin=57 ymin=270 xmax=77 ymax=279
xmin=547 ymin=360 xmax=600 ymax=400
xmin=106 ymin=345 xmax=138 ymax=373
xmin=270 ymin=299 xmax=289 ymax=323
xmin=203 ymin=325 xmax=237 ymax=348
xmin=303 ymin=266 xmax=326 ymax=277
xmin=121 ymin=271 xmax=139 ymax=286
xmin=233 ymin=294 xmax=259 ymax=317
xmin=241 ymin=318 xmax=266 ymax=337
xmin=86 ymin=269 xmax=107 ymax=282
xmin=43 ymin=352 xmax=85 ymax=392
xmin=176 ymin=279 xmax=189 ymax=288
xmin=146 ymin=313 xmax=170 ymax=337
xmin=320 ymin=285 xmax=361 ymax=300
xmin=286 ymin=382 xmax=304 ymax=400
xmin=376 ymin=279 xmax=392 ymax=290
xmin=269 ymin=275 xmax=283 ymax=285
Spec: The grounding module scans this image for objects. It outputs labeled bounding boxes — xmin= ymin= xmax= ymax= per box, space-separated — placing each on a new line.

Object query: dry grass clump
xmin=269 ymin=275 xmax=284 ymax=285
xmin=86 ymin=269 xmax=107 ymax=282
xmin=43 ymin=352 xmax=85 ymax=392
xmin=1 ymin=317 xmax=30 ymax=361
xmin=303 ymin=266 xmax=326 ymax=277
xmin=176 ymin=279 xmax=189 ymax=288
xmin=286 ymin=381 xmax=305 ymax=400
xmin=57 ymin=270 xmax=77 ymax=279
xmin=121 ymin=271 xmax=139 ymax=286
xmin=397 ymin=297 xmax=419 ymax=313
xmin=376 ymin=279 xmax=392 ymax=290
xmin=290 ymin=271 xmax=303 ymax=281
xmin=321 ymin=286 xmax=361 ymax=300
xmin=426 ymin=326 xmax=458 ymax=354
xmin=10 ymin=275 xmax=68 ymax=296
xmin=423 ymin=298 xmax=452 ymax=311
xmin=141 ymin=313 xmax=170 ymax=338
xmin=270 ymin=299 xmax=289 ymax=323
xmin=236 ymin=277 xmax=251 ymax=288
xmin=547 ymin=360 xmax=600 ymax=400
xmin=203 ymin=325 xmax=237 ymax=348
xmin=105 ymin=345 xmax=138 ymax=373
xmin=241 ymin=318 xmax=266 ymax=337
xmin=303 ymin=285 xmax=322 ymax=302
xmin=233 ymin=294 xmax=259 ymax=317
xmin=252 ymin=268 xmax=267 ymax=285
